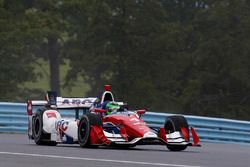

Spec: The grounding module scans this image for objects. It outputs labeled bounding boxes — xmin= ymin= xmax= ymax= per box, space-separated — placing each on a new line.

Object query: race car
xmin=27 ymin=85 xmax=200 ymax=151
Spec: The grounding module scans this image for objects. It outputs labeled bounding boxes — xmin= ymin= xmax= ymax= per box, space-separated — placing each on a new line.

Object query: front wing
xmin=89 ymin=126 xmax=200 ymax=147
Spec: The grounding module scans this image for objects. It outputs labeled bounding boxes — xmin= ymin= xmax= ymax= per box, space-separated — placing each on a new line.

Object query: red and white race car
xmin=27 ymin=85 xmax=200 ymax=151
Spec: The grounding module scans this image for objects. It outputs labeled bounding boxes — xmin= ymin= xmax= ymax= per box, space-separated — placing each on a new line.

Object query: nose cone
xmin=104 ymin=115 xmax=153 ymax=138
xmin=121 ymin=115 xmax=153 ymax=138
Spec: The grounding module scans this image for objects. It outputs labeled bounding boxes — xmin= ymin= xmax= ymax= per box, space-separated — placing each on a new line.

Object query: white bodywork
xmin=43 ymin=110 xmax=61 ymax=134
xmin=29 ymin=97 xmax=98 ymax=143
xmin=41 ymin=109 xmax=79 ymax=143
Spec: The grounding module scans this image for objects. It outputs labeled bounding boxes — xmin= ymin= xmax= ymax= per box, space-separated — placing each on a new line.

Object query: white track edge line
xmin=0 ymin=151 xmax=202 ymax=167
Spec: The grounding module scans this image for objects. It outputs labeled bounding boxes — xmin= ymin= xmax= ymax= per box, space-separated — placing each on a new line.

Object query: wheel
xmin=164 ymin=115 xmax=189 ymax=133
xmin=32 ymin=108 xmax=57 ymax=146
xmin=164 ymin=115 xmax=189 ymax=151
xmin=78 ymin=113 xmax=102 ymax=147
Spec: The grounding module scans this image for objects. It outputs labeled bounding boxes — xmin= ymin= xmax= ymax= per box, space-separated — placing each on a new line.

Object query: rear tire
xmin=78 ymin=113 xmax=102 ymax=148
xmin=32 ymin=108 xmax=57 ymax=146
xmin=164 ymin=115 xmax=189 ymax=151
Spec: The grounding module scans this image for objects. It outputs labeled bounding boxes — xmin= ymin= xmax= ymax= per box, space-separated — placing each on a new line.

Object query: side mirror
xmin=92 ymin=108 xmax=107 ymax=114
xmin=136 ymin=109 xmax=146 ymax=118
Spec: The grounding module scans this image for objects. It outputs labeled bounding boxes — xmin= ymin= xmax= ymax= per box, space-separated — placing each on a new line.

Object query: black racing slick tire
xmin=78 ymin=113 xmax=102 ymax=148
xmin=32 ymin=108 xmax=57 ymax=146
xmin=164 ymin=115 xmax=189 ymax=151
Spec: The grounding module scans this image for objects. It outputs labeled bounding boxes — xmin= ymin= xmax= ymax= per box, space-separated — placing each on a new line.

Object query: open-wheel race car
xmin=27 ymin=85 xmax=200 ymax=151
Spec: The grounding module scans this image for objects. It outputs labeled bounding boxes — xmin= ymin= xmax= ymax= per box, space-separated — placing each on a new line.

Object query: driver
xmin=105 ymin=102 xmax=120 ymax=115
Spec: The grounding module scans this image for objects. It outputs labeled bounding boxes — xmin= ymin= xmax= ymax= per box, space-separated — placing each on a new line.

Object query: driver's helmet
xmin=106 ymin=102 xmax=120 ymax=115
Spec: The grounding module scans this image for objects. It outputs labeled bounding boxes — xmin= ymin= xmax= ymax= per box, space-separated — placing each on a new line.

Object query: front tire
xmin=78 ymin=113 xmax=102 ymax=147
xmin=164 ymin=115 xmax=189 ymax=151
xmin=32 ymin=108 xmax=57 ymax=146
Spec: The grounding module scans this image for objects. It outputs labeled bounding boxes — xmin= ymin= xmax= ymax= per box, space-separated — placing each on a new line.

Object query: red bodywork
xmin=102 ymin=114 xmax=152 ymax=138
xmin=90 ymin=125 xmax=111 ymax=145
xmin=89 ymin=113 xmax=200 ymax=147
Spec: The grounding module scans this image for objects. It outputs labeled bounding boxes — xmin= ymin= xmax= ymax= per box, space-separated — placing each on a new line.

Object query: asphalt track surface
xmin=0 ymin=134 xmax=250 ymax=167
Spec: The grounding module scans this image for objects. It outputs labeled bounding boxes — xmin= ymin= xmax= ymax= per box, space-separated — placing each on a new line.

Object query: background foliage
xmin=1 ymin=0 xmax=250 ymax=120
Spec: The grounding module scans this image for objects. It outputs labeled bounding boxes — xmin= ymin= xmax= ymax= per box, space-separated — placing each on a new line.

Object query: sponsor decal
xmin=56 ymin=120 xmax=69 ymax=132
xmin=62 ymin=99 xmax=93 ymax=105
xmin=46 ymin=112 xmax=57 ymax=118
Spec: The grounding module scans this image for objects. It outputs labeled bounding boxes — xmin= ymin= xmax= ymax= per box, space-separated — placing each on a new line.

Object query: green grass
xmin=22 ymin=59 xmax=90 ymax=97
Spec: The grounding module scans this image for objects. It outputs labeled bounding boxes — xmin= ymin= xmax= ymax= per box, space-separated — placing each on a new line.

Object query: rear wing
xmin=27 ymin=84 xmax=113 ymax=115
xmin=31 ymin=97 xmax=97 ymax=108
xmin=27 ymin=96 xmax=98 ymax=116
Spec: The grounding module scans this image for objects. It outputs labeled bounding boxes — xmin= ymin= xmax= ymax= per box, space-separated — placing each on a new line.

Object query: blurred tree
xmin=23 ymin=0 xmax=68 ymax=95
xmin=0 ymin=0 xmax=38 ymax=100
xmin=0 ymin=0 xmax=70 ymax=98
xmin=64 ymin=0 xmax=250 ymax=120
xmin=64 ymin=0 xmax=175 ymax=109
xmin=184 ymin=0 xmax=250 ymax=119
